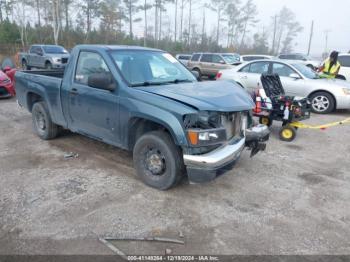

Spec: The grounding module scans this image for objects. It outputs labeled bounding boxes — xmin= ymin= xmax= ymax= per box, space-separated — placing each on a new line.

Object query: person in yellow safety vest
xmin=318 ymin=51 xmax=341 ymax=79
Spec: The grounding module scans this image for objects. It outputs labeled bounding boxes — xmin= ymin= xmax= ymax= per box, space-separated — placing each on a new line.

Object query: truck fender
xmin=126 ymin=108 xmax=188 ymax=149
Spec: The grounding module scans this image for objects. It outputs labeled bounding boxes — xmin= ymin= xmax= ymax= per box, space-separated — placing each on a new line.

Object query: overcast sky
xmin=254 ymin=0 xmax=350 ymax=56
xmin=134 ymin=0 xmax=349 ymax=57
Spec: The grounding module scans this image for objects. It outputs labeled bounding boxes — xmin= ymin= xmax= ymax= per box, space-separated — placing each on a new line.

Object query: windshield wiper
xmin=131 ymin=81 xmax=167 ymax=87
xmin=131 ymin=79 xmax=193 ymax=87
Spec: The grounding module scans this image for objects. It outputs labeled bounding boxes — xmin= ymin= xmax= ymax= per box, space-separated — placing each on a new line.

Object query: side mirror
xmin=191 ymin=70 xmax=201 ymax=81
xmin=88 ymin=72 xmax=116 ymax=91
xmin=289 ymin=73 xmax=301 ymax=79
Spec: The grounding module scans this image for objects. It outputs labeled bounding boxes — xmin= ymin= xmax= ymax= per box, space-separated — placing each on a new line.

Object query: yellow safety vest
xmin=323 ymin=59 xmax=341 ymax=76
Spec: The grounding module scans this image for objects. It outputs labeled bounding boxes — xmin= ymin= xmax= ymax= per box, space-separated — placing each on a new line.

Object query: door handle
xmin=70 ymin=88 xmax=78 ymax=95
xmin=241 ymin=75 xmax=248 ymax=79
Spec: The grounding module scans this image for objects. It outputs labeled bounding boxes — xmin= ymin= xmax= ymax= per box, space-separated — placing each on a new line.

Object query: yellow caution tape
xmin=290 ymin=118 xmax=350 ymax=129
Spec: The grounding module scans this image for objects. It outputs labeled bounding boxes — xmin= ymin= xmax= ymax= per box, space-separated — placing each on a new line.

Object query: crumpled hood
xmin=138 ymin=80 xmax=255 ymax=112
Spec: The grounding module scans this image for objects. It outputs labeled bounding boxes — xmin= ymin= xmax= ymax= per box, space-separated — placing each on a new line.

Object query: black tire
xmin=279 ymin=125 xmax=297 ymax=142
xmin=32 ymin=102 xmax=59 ymax=140
xmin=309 ymin=92 xmax=335 ymax=114
xmin=133 ymin=131 xmax=184 ymax=190
xmin=45 ymin=61 xmax=52 ymax=70
xmin=193 ymin=68 xmax=202 ymax=81
xmin=259 ymin=116 xmax=273 ymax=127
xmin=22 ymin=60 xmax=30 ymax=70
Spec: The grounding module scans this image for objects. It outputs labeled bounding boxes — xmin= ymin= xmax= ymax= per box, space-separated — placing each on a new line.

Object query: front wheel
xmin=45 ymin=62 xmax=53 ymax=70
xmin=309 ymin=92 xmax=335 ymax=114
xmin=32 ymin=102 xmax=59 ymax=140
xmin=192 ymin=68 xmax=202 ymax=81
xmin=133 ymin=131 xmax=184 ymax=190
xmin=22 ymin=60 xmax=30 ymax=70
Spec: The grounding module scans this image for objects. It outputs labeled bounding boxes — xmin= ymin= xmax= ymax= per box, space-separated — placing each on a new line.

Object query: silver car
xmin=217 ymin=60 xmax=350 ymax=114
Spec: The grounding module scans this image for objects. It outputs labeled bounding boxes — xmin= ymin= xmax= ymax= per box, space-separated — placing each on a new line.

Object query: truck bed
xmin=22 ymin=69 xmax=65 ymax=79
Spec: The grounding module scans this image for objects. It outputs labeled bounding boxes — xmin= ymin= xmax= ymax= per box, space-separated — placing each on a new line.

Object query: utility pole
xmin=271 ymin=15 xmax=278 ymax=55
xmin=307 ymin=20 xmax=314 ymax=56
xmin=324 ymin=29 xmax=331 ymax=54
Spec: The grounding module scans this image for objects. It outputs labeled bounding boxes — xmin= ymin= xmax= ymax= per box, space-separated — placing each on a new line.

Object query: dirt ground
xmin=0 ymin=98 xmax=350 ymax=255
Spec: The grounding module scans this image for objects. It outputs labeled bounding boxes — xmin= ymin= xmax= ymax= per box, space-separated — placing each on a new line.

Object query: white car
xmin=240 ymin=55 xmax=273 ymax=62
xmin=217 ymin=59 xmax=350 ymax=114
xmin=175 ymin=54 xmax=192 ymax=66
xmin=277 ymin=53 xmax=320 ymax=70
xmin=338 ymin=53 xmax=350 ymax=81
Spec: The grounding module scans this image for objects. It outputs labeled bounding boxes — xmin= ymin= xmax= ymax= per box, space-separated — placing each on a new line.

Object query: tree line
xmin=0 ymin=0 xmax=303 ymax=55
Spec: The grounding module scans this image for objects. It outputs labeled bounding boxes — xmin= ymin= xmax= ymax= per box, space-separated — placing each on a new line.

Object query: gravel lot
xmin=0 ymin=98 xmax=350 ymax=255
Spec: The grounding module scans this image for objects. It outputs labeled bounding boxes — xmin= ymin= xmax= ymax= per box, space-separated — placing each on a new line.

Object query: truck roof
xmin=74 ymin=44 xmax=163 ymax=52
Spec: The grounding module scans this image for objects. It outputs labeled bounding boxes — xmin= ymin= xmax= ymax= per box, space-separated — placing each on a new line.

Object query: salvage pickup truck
xmin=19 ymin=45 xmax=70 ymax=70
xmin=15 ymin=45 xmax=269 ymax=190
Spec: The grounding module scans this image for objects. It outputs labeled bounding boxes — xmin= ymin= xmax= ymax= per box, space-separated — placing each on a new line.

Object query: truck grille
xmin=221 ymin=112 xmax=244 ymax=140
xmin=62 ymin=58 xmax=68 ymax=64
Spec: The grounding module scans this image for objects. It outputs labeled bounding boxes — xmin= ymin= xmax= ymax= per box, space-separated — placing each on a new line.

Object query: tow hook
xmin=245 ymin=124 xmax=270 ymax=157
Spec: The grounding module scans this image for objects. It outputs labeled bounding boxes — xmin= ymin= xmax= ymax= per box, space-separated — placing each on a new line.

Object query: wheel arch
xmin=26 ymin=91 xmax=44 ymax=112
xmin=127 ymin=117 xmax=185 ymax=151
xmin=308 ymin=90 xmax=337 ymax=110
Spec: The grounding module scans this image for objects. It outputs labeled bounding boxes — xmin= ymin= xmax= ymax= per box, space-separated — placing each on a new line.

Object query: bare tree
xmin=51 ymin=0 xmax=61 ymax=45
xmin=239 ymin=0 xmax=258 ymax=48
xmin=208 ymin=0 xmax=228 ymax=45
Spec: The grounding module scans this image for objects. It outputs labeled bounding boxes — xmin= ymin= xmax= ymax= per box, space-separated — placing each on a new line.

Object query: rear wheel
xmin=133 ymin=131 xmax=184 ymax=190
xmin=32 ymin=102 xmax=59 ymax=140
xmin=22 ymin=60 xmax=30 ymax=70
xmin=309 ymin=92 xmax=335 ymax=114
xmin=279 ymin=125 xmax=297 ymax=142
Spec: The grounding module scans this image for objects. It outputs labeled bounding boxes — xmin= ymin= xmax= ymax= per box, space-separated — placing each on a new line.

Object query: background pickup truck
xmin=15 ymin=45 xmax=269 ymax=190
xmin=19 ymin=45 xmax=70 ymax=70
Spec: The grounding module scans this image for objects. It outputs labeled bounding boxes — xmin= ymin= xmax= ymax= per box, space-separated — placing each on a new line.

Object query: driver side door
xmin=237 ymin=61 xmax=270 ymax=92
xmin=67 ymin=51 xmax=120 ymax=144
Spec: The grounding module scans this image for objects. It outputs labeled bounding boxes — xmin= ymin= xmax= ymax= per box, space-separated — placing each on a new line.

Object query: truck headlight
xmin=187 ymin=128 xmax=226 ymax=146
xmin=342 ymin=88 xmax=350 ymax=95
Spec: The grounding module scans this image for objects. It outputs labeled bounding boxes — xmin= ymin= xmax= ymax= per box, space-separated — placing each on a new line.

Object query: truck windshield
xmin=110 ymin=50 xmax=196 ymax=86
xmin=43 ymin=46 xmax=68 ymax=54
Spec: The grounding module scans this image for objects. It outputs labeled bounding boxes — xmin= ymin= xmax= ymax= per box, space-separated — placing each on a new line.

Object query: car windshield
xmin=110 ymin=50 xmax=196 ymax=86
xmin=292 ymin=63 xmax=319 ymax=79
xmin=222 ymin=54 xmax=240 ymax=64
xmin=43 ymin=46 xmax=68 ymax=54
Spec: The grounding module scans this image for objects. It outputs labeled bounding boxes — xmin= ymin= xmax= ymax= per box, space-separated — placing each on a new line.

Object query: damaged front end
xmin=182 ymin=111 xmax=269 ymax=183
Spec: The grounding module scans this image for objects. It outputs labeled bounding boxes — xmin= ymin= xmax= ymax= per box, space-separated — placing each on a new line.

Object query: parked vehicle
xmin=19 ymin=45 xmax=70 ymax=70
xmin=217 ymin=59 xmax=350 ymax=114
xmin=187 ymin=53 xmax=235 ymax=79
xmin=175 ymin=54 xmax=192 ymax=66
xmin=0 ymin=68 xmax=15 ymax=98
xmin=240 ymin=55 xmax=273 ymax=62
xmin=220 ymin=53 xmax=241 ymax=64
xmin=15 ymin=45 xmax=269 ymax=190
xmin=338 ymin=53 xmax=350 ymax=81
xmin=277 ymin=53 xmax=320 ymax=70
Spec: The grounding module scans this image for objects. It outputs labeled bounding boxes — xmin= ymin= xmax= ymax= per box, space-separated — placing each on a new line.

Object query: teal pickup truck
xmin=15 ymin=45 xmax=269 ymax=190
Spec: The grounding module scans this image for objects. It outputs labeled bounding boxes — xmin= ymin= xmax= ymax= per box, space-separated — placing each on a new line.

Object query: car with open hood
xmin=15 ymin=45 xmax=269 ymax=190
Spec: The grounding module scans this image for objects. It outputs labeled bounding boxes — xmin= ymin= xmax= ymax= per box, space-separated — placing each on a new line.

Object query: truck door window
xmin=75 ymin=51 xmax=110 ymax=86
xmin=29 ymin=46 xmax=37 ymax=54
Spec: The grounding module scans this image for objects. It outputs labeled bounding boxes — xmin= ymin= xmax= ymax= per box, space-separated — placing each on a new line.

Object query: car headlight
xmin=53 ymin=57 xmax=61 ymax=62
xmin=187 ymin=128 xmax=227 ymax=146
xmin=342 ymin=88 xmax=350 ymax=95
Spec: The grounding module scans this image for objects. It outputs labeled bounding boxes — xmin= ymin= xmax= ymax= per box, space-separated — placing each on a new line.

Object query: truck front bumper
xmin=183 ymin=125 xmax=269 ymax=183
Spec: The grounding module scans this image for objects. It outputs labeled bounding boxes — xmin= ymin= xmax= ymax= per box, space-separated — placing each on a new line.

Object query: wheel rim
xmin=261 ymin=117 xmax=269 ymax=125
xmin=22 ymin=62 xmax=26 ymax=69
xmin=282 ymin=129 xmax=293 ymax=139
xmin=34 ymin=111 xmax=46 ymax=131
xmin=312 ymin=95 xmax=329 ymax=112
xmin=144 ymin=147 xmax=166 ymax=176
